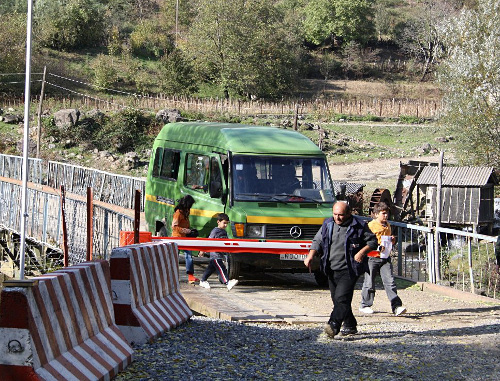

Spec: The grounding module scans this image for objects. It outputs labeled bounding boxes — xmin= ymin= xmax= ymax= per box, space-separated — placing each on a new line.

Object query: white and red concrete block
xmin=110 ymin=241 xmax=192 ymax=346
xmin=0 ymin=260 xmax=133 ymax=381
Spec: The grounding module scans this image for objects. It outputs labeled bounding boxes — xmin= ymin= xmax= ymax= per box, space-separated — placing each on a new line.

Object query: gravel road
xmin=113 ymin=270 xmax=500 ymax=381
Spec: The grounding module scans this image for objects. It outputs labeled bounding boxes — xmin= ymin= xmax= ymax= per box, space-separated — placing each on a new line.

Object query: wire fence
xmin=0 ymin=71 xmax=443 ymax=119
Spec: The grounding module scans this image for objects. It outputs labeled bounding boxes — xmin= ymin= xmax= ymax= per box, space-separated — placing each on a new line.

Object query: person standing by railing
xmin=359 ymin=202 xmax=406 ymax=316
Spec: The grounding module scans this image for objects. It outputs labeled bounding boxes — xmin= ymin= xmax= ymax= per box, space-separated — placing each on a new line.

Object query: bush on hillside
xmin=95 ymin=109 xmax=153 ymax=152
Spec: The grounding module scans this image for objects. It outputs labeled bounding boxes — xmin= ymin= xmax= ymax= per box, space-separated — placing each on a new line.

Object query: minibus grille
xmin=263 ymin=224 xmax=322 ymax=240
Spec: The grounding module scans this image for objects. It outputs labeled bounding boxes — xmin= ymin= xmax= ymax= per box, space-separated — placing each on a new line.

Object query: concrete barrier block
xmin=110 ymin=242 xmax=192 ymax=346
xmin=0 ymin=261 xmax=133 ymax=381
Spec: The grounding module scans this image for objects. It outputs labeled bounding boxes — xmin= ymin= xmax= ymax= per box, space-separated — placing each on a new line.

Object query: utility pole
xmin=19 ymin=0 xmax=35 ymax=280
xmin=175 ymin=0 xmax=179 ymax=47
xmin=434 ymin=150 xmax=444 ymax=282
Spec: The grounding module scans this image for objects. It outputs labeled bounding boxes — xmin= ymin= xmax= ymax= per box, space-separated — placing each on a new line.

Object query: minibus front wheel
xmin=225 ymin=253 xmax=241 ymax=280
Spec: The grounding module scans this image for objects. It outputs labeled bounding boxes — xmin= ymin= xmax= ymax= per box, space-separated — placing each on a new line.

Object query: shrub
xmin=95 ymin=109 xmax=152 ymax=152
xmin=399 ymin=115 xmax=421 ymax=124
xmin=91 ymin=54 xmax=118 ymax=89
xmin=130 ymin=20 xmax=174 ymax=59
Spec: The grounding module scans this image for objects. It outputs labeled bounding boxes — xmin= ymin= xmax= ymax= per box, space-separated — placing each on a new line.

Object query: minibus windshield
xmin=232 ymin=155 xmax=334 ymax=203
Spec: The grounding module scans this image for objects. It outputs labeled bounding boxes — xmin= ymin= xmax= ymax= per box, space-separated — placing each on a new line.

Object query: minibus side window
xmin=185 ymin=154 xmax=210 ymax=192
xmin=152 ymin=147 xmax=162 ymax=178
xmin=158 ymin=149 xmax=180 ymax=180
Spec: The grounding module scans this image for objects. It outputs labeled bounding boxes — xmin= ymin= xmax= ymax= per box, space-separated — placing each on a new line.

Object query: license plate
xmin=279 ymin=253 xmax=307 ymax=261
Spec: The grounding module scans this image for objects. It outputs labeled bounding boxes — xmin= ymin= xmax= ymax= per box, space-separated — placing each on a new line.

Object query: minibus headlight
xmin=233 ymin=223 xmax=245 ymax=237
xmin=247 ymin=225 xmax=265 ymax=238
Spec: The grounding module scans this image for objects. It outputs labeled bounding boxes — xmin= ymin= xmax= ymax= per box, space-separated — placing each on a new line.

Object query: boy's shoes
xmin=199 ymin=280 xmax=211 ymax=289
xmin=324 ymin=323 xmax=339 ymax=338
xmin=394 ymin=306 xmax=407 ymax=316
xmin=340 ymin=326 xmax=358 ymax=336
xmin=227 ymin=279 xmax=238 ymax=291
xmin=188 ymin=274 xmax=200 ymax=284
xmin=359 ymin=306 xmax=374 ymax=314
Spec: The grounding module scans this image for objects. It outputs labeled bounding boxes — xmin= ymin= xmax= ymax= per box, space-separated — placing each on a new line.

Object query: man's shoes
xmin=227 ymin=279 xmax=238 ymax=291
xmin=359 ymin=306 xmax=374 ymax=314
xmin=340 ymin=326 xmax=358 ymax=336
xmin=188 ymin=274 xmax=200 ymax=284
xmin=394 ymin=306 xmax=407 ymax=316
xmin=199 ymin=280 xmax=210 ymax=289
xmin=324 ymin=323 xmax=339 ymax=338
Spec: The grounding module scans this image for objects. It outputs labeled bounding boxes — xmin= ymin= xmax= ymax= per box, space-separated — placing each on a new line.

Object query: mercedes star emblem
xmin=289 ymin=226 xmax=302 ymax=239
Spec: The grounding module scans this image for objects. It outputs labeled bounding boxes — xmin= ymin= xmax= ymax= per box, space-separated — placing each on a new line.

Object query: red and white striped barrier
xmin=110 ymin=241 xmax=192 ymax=346
xmin=153 ymin=237 xmax=312 ymax=255
xmin=0 ymin=261 xmax=133 ymax=381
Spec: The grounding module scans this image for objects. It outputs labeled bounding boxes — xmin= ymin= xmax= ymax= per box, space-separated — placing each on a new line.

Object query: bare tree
xmin=397 ymin=0 xmax=457 ymax=81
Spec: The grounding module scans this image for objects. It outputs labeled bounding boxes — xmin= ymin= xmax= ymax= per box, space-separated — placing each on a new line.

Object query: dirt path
xmin=329 ymin=155 xmax=442 ymax=184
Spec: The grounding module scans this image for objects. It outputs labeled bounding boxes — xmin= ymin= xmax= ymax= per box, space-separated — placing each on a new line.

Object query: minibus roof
xmin=156 ymin=122 xmax=323 ymax=155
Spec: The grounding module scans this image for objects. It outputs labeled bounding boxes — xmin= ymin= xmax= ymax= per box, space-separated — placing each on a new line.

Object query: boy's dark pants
xmin=201 ymin=258 xmax=229 ymax=284
xmin=326 ymin=268 xmax=359 ymax=330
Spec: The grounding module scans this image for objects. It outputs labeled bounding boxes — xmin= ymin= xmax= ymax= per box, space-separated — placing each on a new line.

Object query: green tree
xmin=303 ymin=0 xmax=375 ymax=46
xmin=158 ymin=49 xmax=199 ymax=96
xmin=438 ymin=0 xmax=500 ymax=166
xmin=0 ymin=13 xmax=26 ymax=73
xmin=34 ymin=0 xmax=107 ymax=51
xmin=186 ymin=0 xmax=303 ymax=99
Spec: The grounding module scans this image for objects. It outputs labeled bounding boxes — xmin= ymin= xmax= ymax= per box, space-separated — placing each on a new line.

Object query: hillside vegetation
xmin=0 ymin=0 xmax=498 ymax=169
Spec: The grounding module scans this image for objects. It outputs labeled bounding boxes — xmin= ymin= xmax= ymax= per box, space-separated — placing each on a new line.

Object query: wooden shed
xmin=416 ymin=166 xmax=498 ymax=230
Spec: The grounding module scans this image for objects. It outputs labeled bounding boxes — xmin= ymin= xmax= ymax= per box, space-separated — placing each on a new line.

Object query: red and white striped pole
xmin=153 ymin=237 xmax=311 ymax=255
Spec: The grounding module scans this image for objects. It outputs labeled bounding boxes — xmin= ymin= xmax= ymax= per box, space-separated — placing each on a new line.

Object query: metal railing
xmin=0 ymin=153 xmax=145 ymax=210
xmin=390 ymin=221 xmax=499 ymax=299
xmin=46 ymin=161 xmax=145 ymax=211
xmin=0 ymin=153 xmax=44 ymax=183
xmin=0 ymin=177 xmax=134 ymax=275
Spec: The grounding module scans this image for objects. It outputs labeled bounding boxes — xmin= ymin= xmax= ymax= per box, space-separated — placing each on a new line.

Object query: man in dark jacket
xmin=304 ymin=201 xmax=377 ymax=338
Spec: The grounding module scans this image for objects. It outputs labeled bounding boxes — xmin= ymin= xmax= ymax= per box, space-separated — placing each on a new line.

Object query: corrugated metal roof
xmin=416 ymin=166 xmax=498 ymax=186
xmin=332 ymin=181 xmax=365 ymax=195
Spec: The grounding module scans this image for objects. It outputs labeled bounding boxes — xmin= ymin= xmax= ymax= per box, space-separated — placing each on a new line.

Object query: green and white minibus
xmin=145 ymin=122 xmax=335 ymax=283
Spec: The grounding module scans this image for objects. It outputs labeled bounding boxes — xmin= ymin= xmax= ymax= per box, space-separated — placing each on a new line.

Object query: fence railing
xmin=390 ymin=221 xmax=499 ymax=299
xmin=0 ymin=153 xmax=44 ymax=183
xmin=46 ymin=161 xmax=145 ymax=211
xmin=0 ymin=177 xmax=134 ymax=276
xmin=1 ymin=93 xmax=443 ymax=120
xmin=0 ymin=153 xmax=145 ymax=211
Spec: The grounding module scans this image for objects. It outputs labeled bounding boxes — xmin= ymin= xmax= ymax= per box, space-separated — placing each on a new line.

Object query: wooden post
xmin=86 ymin=187 xmax=93 ymax=261
xmin=293 ymin=103 xmax=299 ymax=131
xmin=60 ymin=185 xmax=69 ymax=267
xmin=434 ymin=151 xmax=444 ymax=282
xmin=36 ymin=66 xmax=46 ymax=158
xmin=134 ymin=189 xmax=141 ymax=244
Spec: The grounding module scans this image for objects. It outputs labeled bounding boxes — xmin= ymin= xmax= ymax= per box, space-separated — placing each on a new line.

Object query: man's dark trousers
xmin=327 ymin=268 xmax=359 ymax=329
